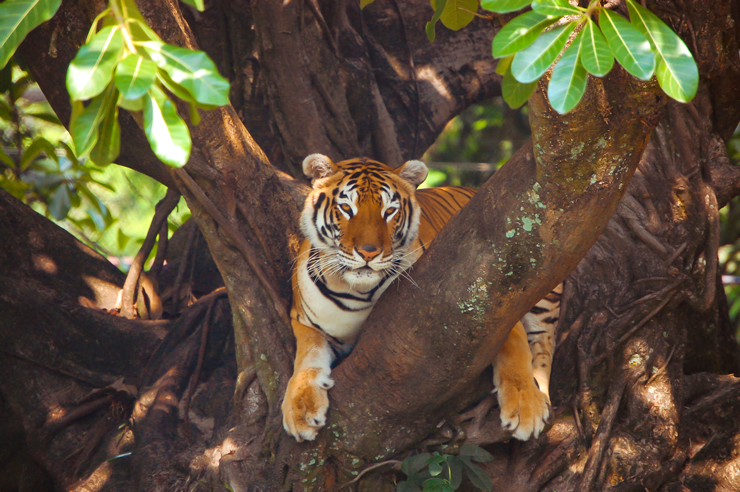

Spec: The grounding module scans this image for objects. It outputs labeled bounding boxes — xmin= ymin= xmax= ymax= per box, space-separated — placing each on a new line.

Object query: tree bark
xmin=2 ymin=0 xmax=740 ymax=491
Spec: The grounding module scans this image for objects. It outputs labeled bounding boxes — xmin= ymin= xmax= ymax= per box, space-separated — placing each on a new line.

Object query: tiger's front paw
xmin=496 ymin=376 xmax=550 ymax=441
xmin=281 ymin=368 xmax=334 ymax=442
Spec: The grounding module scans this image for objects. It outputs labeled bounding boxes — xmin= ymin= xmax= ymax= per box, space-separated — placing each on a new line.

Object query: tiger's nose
xmin=357 ymin=244 xmax=381 ymax=261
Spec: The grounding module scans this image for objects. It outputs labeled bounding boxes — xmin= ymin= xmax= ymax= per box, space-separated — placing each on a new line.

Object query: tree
xmin=1 ymin=0 xmax=740 ymax=491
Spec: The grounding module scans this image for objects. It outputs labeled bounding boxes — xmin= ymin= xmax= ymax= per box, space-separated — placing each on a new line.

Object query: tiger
xmin=281 ymin=154 xmax=560 ymax=443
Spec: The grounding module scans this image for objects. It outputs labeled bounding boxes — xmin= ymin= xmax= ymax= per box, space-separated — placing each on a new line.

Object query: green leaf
xmin=67 ymin=26 xmax=124 ymax=100
xmin=626 ymin=0 xmax=697 ymax=102
xmin=492 ymin=10 xmax=558 ymax=58
xmin=48 ymin=183 xmax=71 ymax=220
xmin=189 ymin=102 xmax=201 ymax=125
xmin=428 ymin=460 xmax=443 ymax=477
xmin=421 ymin=478 xmax=452 ymax=492
xmin=0 ymin=0 xmax=62 ymax=70
xmin=70 ymin=85 xmax=117 ymax=157
xmin=397 ymin=482 xmax=422 ymax=492
xmin=495 ymin=54 xmax=514 ymax=75
xmin=24 ymin=110 xmax=62 ymax=125
xmin=0 ymin=145 xmax=15 ymax=167
xmin=117 ymin=227 xmax=130 ymax=250
xmin=480 ymin=0 xmax=531 ymax=14
xmin=511 ymin=22 xmax=576 ymax=83
xmin=580 ymin=17 xmax=614 ymax=77
xmin=402 ymin=453 xmax=432 ymax=476
xmin=0 ymin=62 xmax=12 ymax=92
xmin=459 ymin=458 xmax=493 ymax=491
xmin=548 ymin=30 xmax=587 ymax=114
xmin=459 ymin=444 xmax=494 ymax=463
xmin=142 ymin=42 xmax=230 ymax=107
xmin=115 ymin=53 xmax=157 ymax=100
xmin=89 ymin=88 xmax=120 ymax=165
xmin=117 ymin=93 xmax=143 ymax=111
xmin=21 ymin=136 xmax=57 ymax=169
xmin=143 ymin=86 xmax=191 ymax=167
xmin=599 ymin=8 xmax=654 ymax=81
xmin=180 ymin=0 xmax=205 ymax=10
xmin=447 ymin=457 xmax=463 ymax=488
xmin=531 ymin=0 xmax=580 ymax=17
xmin=58 ymin=141 xmax=79 ymax=166
xmin=360 ymin=0 xmax=376 ymax=8
xmin=0 ymin=99 xmax=12 ymax=121
xmin=440 ymin=0 xmax=477 ymax=31
xmin=502 ymin=67 xmax=537 ymax=108
xmin=426 ymin=0 xmax=448 ymax=42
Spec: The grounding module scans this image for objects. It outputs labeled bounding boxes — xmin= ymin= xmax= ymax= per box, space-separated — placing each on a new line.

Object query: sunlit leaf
xmin=0 ymin=0 xmax=62 ymax=70
xmin=599 ymin=8 xmax=654 ymax=81
xmin=180 ymin=0 xmax=205 ymax=10
xmin=117 ymin=94 xmax=143 ymax=111
xmin=70 ymin=85 xmax=116 ymax=157
xmin=531 ymin=0 xmax=580 ymax=17
xmin=495 ymin=54 xmax=514 ymax=75
xmin=143 ymin=42 xmax=230 ymax=107
xmin=24 ymin=110 xmax=62 ymax=125
xmin=492 ymin=10 xmax=558 ymax=58
xmin=0 ymin=145 xmax=14 ymax=167
xmin=189 ymin=102 xmax=201 ymax=125
xmin=143 ymin=86 xmax=191 ymax=167
xmin=360 ymin=0 xmax=376 ymax=8
xmin=426 ymin=0 xmax=448 ymax=42
xmin=117 ymin=227 xmax=130 ymax=250
xmin=90 ymin=88 xmax=120 ymax=165
xmin=548 ymin=30 xmax=587 ymax=114
xmin=502 ymin=67 xmax=537 ymax=108
xmin=580 ymin=17 xmax=614 ymax=77
xmin=511 ymin=22 xmax=576 ymax=83
xmin=626 ymin=0 xmax=698 ymax=102
xmin=115 ymin=53 xmax=157 ymax=100
xmin=440 ymin=0 xmax=477 ymax=31
xmin=480 ymin=0 xmax=531 ymax=14
xmin=67 ymin=26 xmax=124 ymax=100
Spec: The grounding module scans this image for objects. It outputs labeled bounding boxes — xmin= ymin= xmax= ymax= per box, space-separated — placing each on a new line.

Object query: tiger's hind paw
xmin=496 ymin=377 xmax=550 ymax=441
xmin=281 ymin=369 xmax=334 ymax=442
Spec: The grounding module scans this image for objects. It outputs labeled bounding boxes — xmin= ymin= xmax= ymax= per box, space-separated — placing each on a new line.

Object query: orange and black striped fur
xmin=282 ymin=155 xmax=560 ymax=442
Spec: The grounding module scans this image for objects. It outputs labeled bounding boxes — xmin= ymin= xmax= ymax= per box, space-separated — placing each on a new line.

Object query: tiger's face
xmin=301 ymin=154 xmax=428 ymax=290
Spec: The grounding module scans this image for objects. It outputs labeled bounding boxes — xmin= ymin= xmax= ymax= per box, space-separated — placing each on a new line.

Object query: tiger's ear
xmin=396 ymin=160 xmax=428 ymax=187
xmin=303 ymin=154 xmax=337 ymax=180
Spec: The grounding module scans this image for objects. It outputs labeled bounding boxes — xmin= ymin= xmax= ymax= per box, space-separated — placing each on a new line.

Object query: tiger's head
xmin=301 ymin=154 xmax=428 ymax=290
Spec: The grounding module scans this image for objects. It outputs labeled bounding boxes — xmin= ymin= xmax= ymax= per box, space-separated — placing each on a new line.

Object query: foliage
xmin=397 ymin=444 xmax=494 ymax=492
xmin=361 ymin=0 xmax=698 ymax=114
xmin=722 ymin=126 xmax=740 ymax=340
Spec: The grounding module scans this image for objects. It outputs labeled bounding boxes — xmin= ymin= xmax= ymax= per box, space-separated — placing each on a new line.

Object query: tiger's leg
xmin=281 ymin=320 xmax=335 ymax=442
xmin=521 ymin=284 xmax=561 ymax=400
xmin=493 ymin=321 xmax=550 ymax=440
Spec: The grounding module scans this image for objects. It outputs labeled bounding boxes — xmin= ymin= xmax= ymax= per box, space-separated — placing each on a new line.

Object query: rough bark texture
xmin=1 ymin=0 xmax=740 ymax=491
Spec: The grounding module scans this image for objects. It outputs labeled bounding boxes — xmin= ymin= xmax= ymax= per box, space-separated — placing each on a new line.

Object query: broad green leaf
xmin=481 ymin=0 xmax=531 ymax=14
xmin=548 ymin=30 xmax=587 ymax=114
xmin=626 ymin=0 xmax=697 ymax=102
xmin=117 ymin=227 xmax=130 ymax=250
xmin=70 ymin=85 xmax=117 ymax=157
xmin=143 ymin=86 xmax=191 ymax=167
xmin=360 ymin=0 xmax=376 ymax=8
xmin=511 ymin=22 xmax=576 ymax=83
xmin=532 ymin=0 xmax=580 ymax=17
xmin=402 ymin=453 xmax=432 ymax=476
xmin=0 ymin=145 xmax=14 ymax=167
xmin=180 ymin=0 xmax=205 ymax=10
xmin=58 ymin=141 xmax=79 ymax=166
xmin=24 ymin=110 xmax=62 ymax=125
xmin=115 ymin=53 xmax=157 ymax=100
xmin=426 ymin=0 xmax=448 ymax=42
xmin=459 ymin=457 xmax=493 ymax=491
xmin=48 ymin=183 xmax=71 ymax=220
xmin=90 ymin=88 xmax=120 ymax=165
xmin=0 ymin=99 xmax=12 ymax=121
xmin=495 ymin=54 xmax=513 ymax=75
xmin=447 ymin=457 xmax=463 ymax=488
xmin=440 ymin=0 xmax=477 ymax=31
xmin=117 ymin=94 xmax=143 ymax=111
xmin=0 ymin=0 xmax=62 ymax=70
xmin=421 ymin=478 xmax=451 ymax=492
xmin=459 ymin=444 xmax=494 ymax=462
xmin=142 ymin=42 xmax=230 ymax=106
xmin=67 ymin=26 xmax=124 ymax=100
xmin=502 ymin=67 xmax=537 ymax=108
xmin=21 ymin=136 xmax=57 ymax=170
xmin=428 ymin=460 xmax=443 ymax=476
xmin=189 ymin=102 xmax=201 ymax=125
xmin=397 ymin=482 xmax=422 ymax=492
xmin=492 ymin=10 xmax=558 ymax=58
xmin=599 ymin=9 xmax=654 ymax=80
xmin=580 ymin=17 xmax=614 ymax=77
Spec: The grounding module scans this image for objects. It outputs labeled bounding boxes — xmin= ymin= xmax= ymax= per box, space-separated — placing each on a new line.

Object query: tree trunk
xmin=2 ymin=0 xmax=740 ymax=491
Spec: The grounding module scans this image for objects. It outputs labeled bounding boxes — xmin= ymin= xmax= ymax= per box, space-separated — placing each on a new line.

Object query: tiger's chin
xmin=342 ymin=266 xmax=384 ymax=290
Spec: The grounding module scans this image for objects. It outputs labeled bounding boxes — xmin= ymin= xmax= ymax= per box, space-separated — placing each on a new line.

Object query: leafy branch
xmin=397 ymin=444 xmax=494 ymax=492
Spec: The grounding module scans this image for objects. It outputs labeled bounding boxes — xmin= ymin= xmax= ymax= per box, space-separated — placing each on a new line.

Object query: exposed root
xmin=340 ymin=460 xmax=401 ymax=488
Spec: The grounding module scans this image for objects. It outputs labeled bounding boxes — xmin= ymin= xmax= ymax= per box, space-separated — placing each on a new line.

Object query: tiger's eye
xmin=340 ymin=204 xmax=352 ymax=213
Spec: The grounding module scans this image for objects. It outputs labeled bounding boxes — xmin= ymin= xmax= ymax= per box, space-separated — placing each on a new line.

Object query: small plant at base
xmin=397 ymin=444 xmax=494 ymax=492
